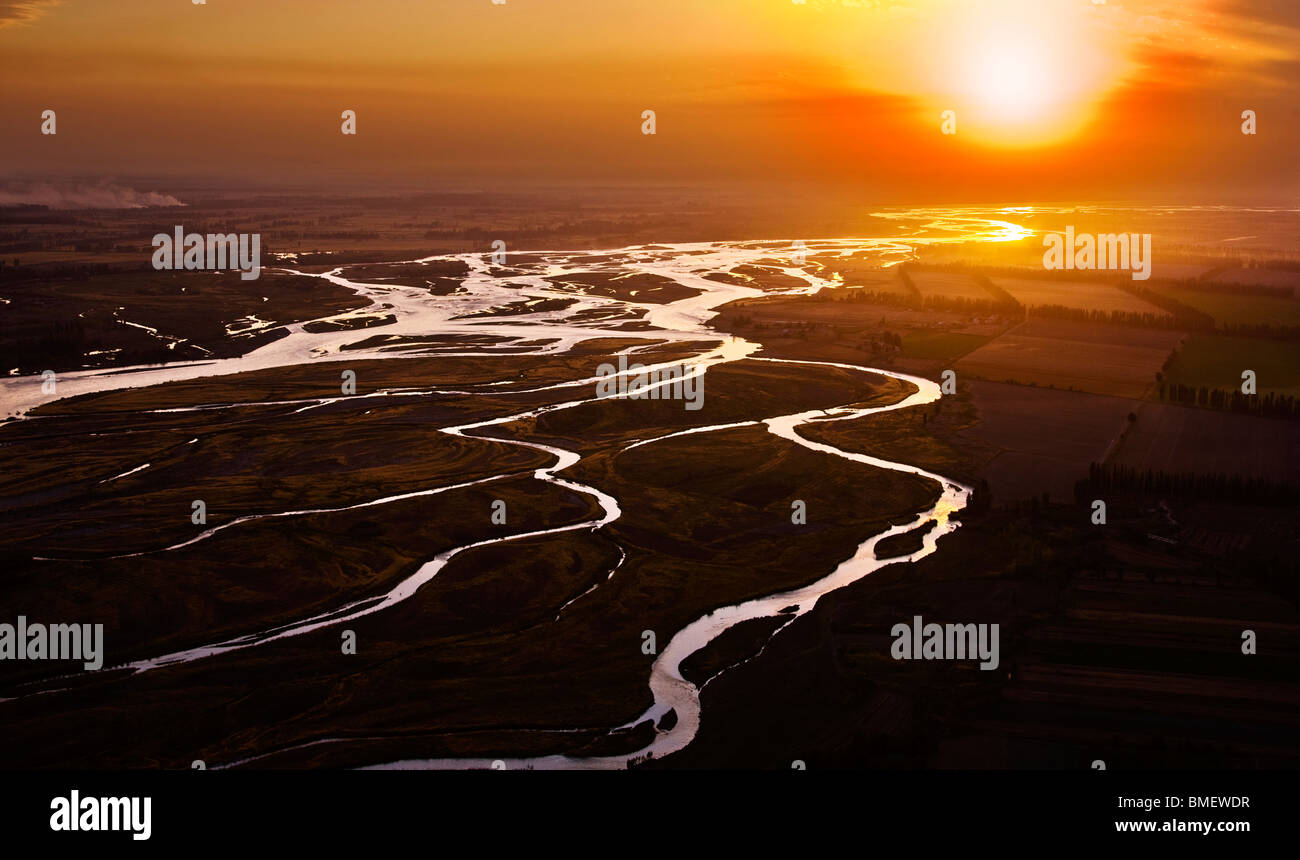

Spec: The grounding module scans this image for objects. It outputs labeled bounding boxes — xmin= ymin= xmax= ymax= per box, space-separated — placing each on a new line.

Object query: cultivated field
xmin=992 ymin=276 xmax=1170 ymax=316
xmin=899 ymin=330 xmax=991 ymax=362
xmin=1111 ymin=402 xmax=1300 ymax=482
xmin=954 ymin=320 xmax=1183 ymax=398
xmin=1146 ymin=285 xmax=1300 ymax=328
xmin=955 ymin=380 xmax=1136 ymax=502
xmin=1163 ymin=334 xmax=1300 ymax=396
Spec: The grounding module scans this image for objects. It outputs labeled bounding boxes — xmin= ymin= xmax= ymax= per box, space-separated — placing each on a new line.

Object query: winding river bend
xmin=362 ymin=362 xmax=968 ymax=771
xmin=0 ymin=214 xmax=1016 ymax=767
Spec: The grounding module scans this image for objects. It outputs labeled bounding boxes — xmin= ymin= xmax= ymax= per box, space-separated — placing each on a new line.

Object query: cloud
xmin=0 ymin=1 xmax=60 ymax=28
xmin=1216 ymin=0 xmax=1300 ymax=30
xmin=0 ymin=182 xmax=185 ymax=210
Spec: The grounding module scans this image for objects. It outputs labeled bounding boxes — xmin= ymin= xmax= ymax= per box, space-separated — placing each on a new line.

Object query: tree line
xmin=1075 ymin=462 xmax=1300 ymax=505
xmin=1155 ymin=381 xmax=1300 ymax=418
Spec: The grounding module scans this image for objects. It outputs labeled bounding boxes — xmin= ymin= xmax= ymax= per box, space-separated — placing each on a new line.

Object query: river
xmin=2 ymin=214 xmax=1020 ymax=767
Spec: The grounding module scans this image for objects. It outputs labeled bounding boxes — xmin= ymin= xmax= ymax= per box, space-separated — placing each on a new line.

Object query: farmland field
xmin=1163 ymin=334 xmax=1300 ymax=395
xmin=956 ymin=381 xmax=1136 ymax=501
xmin=992 ymin=276 xmax=1171 ymax=316
xmin=954 ymin=321 xmax=1183 ymax=398
xmin=1111 ymin=402 xmax=1300 ymax=481
xmin=1146 ymin=285 xmax=1300 ymax=328
xmin=1013 ymin=319 xmax=1186 ymax=347
xmin=899 ymin=330 xmax=991 ymax=362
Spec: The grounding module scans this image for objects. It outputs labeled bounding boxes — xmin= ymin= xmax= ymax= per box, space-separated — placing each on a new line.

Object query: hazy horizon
xmin=2 ymin=0 xmax=1298 ymax=200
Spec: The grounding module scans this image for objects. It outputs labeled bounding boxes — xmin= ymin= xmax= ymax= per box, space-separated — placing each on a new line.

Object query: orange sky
xmin=0 ymin=0 xmax=1297 ymax=201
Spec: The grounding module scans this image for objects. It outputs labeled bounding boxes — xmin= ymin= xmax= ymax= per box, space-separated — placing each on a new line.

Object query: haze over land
xmin=1 ymin=0 xmax=1297 ymax=201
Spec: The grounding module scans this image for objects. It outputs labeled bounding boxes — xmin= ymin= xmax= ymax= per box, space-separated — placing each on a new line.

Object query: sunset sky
xmin=1 ymin=0 xmax=1297 ymax=201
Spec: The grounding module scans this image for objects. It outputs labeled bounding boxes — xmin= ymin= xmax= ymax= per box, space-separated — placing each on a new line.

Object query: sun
xmin=953 ymin=32 xmax=1089 ymax=146
xmin=968 ymin=40 xmax=1058 ymax=123
xmin=923 ymin=0 xmax=1123 ymax=148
